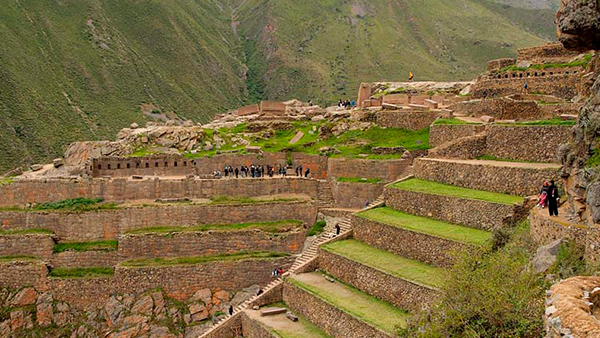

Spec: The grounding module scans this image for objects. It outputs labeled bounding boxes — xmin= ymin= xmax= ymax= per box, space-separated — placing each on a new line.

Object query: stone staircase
xmin=198 ymin=214 xmax=353 ymax=337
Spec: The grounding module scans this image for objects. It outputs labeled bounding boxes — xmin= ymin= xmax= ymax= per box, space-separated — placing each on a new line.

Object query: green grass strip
xmin=288 ymin=273 xmax=409 ymax=333
xmin=322 ymin=239 xmax=445 ymax=288
xmin=0 ymin=228 xmax=53 ymax=235
xmin=357 ymin=207 xmax=492 ymax=246
xmin=53 ymin=240 xmax=118 ymax=253
xmin=337 ymin=177 xmax=382 ymax=184
xmin=307 ymin=221 xmax=326 ymax=237
xmin=33 ymin=197 xmax=119 ymax=212
xmin=121 ymin=251 xmax=289 ymax=267
xmin=49 ymin=267 xmax=114 ymax=278
xmin=127 ymin=220 xmax=302 ymax=235
xmin=433 ymin=118 xmax=481 ymax=125
xmin=0 ymin=255 xmax=39 ymax=263
xmin=391 ymin=178 xmax=523 ymax=205
xmin=496 ymin=118 xmax=575 ymax=126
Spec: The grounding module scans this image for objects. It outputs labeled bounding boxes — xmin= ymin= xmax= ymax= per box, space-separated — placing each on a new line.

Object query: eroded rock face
xmin=556 ymin=0 xmax=600 ymax=52
xmin=556 ymin=0 xmax=600 ymax=223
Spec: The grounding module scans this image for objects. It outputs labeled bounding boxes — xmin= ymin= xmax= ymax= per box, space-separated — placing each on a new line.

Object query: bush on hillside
xmin=399 ymin=224 xmax=545 ymax=338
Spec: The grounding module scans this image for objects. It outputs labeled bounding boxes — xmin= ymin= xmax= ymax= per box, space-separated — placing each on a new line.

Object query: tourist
xmin=228 ymin=305 xmax=233 ymax=316
xmin=224 ymin=166 xmax=228 ymax=177
xmin=228 ymin=166 xmax=233 ymax=178
xmin=335 ymin=224 xmax=341 ymax=236
xmin=308 ymin=99 xmax=313 ymax=106
xmin=547 ymin=180 xmax=560 ymax=217
xmin=537 ymin=181 xmax=549 ymax=208
xmin=364 ymin=200 xmax=369 ymax=209
xmin=338 ymin=99 xmax=343 ymax=108
xmin=257 ymin=288 xmax=263 ymax=296
xmin=304 ymin=168 xmax=310 ymax=178
xmin=250 ymin=165 xmax=255 ymax=178
xmin=278 ymin=268 xmax=283 ymax=276
xmin=523 ymin=82 xmax=529 ymax=94
xmin=234 ymin=167 xmax=239 ymax=178
xmin=409 ymin=71 xmax=414 ymax=82
xmin=482 ymin=90 xmax=488 ymax=100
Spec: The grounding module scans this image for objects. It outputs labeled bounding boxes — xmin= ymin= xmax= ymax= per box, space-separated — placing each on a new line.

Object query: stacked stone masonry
xmin=530 ymin=209 xmax=600 ymax=263
xmin=0 ymin=177 xmax=322 ymax=207
xmin=317 ymin=249 xmax=438 ymax=312
xmin=449 ymin=98 xmax=573 ymax=120
xmin=375 ymin=110 xmax=440 ymax=131
xmin=282 ymin=282 xmax=391 ymax=338
xmin=485 ymin=125 xmax=571 ymax=163
xmin=1 ymin=256 xmax=295 ymax=310
xmin=414 ymin=158 xmax=561 ymax=196
xmin=429 ymin=124 xmax=485 ymax=148
xmin=0 ymin=201 xmax=316 ymax=241
xmin=385 ymin=185 xmax=525 ymax=231
xmin=119 ymin=230 xmax=306 ymax=259
xmin=327 ymin=158 xmax=410 ymax=182
xmin=0 ymin=234 xmax=55 ymax=260
xmin=240 ymin=312 xmax=278 ymax=338
xmin=352 ymin=215 xmax=467 ymax=267
xmin=331 ymin=181 xmax=384 ymax=209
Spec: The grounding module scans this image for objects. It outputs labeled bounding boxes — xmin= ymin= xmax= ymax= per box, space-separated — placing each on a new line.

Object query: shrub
xmin=548 ymin=240 xmax=596 ymax=279
xmin=308 ymin=221 xmax=326 ymax=236
xmin=399 ymin=224 xmax=545 ymax=338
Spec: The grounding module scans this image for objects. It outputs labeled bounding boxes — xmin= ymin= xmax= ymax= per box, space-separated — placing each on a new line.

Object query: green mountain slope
xmin=0 ymin=0 xmax=246 ymax=170
xmin=234 ymin=0 xmax=557 ymax=103
xmin=0 ymin=0 xmax=557 ymax=171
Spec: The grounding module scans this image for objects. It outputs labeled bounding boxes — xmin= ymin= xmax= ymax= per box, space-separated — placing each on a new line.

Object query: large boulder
xmin=556 ymin=0 xmax=600 ymax=52
xmin=531 ymin=239 xmax=563 ymax=274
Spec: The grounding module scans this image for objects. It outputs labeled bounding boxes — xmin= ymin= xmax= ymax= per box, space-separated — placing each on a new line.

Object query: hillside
xmin=0 ymin=0 xmax=558 ymax=171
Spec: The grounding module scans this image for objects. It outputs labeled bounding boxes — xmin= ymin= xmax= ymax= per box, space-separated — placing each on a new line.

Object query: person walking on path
xmin=335 ymin=224 xmax=341 ymax=236
xmin=304 ymin=168 xmax=310 ymax=178
xmin=234 ymin=167 xmax=239 ymax=179
xmin=547 ymin=180 xmax=560 ymax=217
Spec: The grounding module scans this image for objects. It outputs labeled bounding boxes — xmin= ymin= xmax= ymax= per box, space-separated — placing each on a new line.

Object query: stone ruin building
xmin=1 ymin=1 xmax=600 ymax=337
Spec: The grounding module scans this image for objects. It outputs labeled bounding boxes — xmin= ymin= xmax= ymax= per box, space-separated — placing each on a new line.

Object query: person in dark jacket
xmin=547 ymin=180 xmax=560 ymax=217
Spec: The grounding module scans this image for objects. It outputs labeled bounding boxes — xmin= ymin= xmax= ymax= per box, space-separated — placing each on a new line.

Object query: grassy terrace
xmin=121 ymin=251 xmax=289 ymax=267
xmin=288 ymin=272 xmax=409 ymax=333
xmin=0 ymin=228 xmax=53 ymax=235
xmin=49 ymin=267 xmax=114 ymax=278
xmin=337 ymin=177 xmax=382 ymax=184
xmin=322 ymin=239 xmax=444 ymax=288
xmin=392 ymin=178 xmax=524 ymax=205
xmin=126 ymin=220 xmax=303 ymax=235
xmin=53 ymin=240 xmax=118 ymax=253
xmin=357 ymin=207 xmax=492 ymax=246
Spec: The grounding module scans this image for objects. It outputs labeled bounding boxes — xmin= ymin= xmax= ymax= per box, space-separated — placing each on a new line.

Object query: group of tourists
xmin=212 ymin=164 xmax=310 ymax=179
xmin=538 ymin=180 xmax=560 ymax=217
xmin=337 ymin=99 xmax=355 ymax=109
xmin=294 ymin=165 xmax=310 ymax=178
xmin=271 ymin=268 xmax=284 ymax=277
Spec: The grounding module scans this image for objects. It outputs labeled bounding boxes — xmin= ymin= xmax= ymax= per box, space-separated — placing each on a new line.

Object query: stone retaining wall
xmin=414 ymin=158 xmax=561 ymax=196
xmin=115 ymin=256 xmax=295 ymax=302
xmin=471 ymin=69 xmax=581 ymax=99
xmin=119 ymin=230 xmax=306 ymax=259
xmin=241 ymin=313 xmax=277 ymax=338
xmin=49 ymin=250 xmax=121 ymax=268
xmin=0 ymin=177 xmax=321 ymax=207
xmin=0 ymin=201 xmax=316 ymax=241
xmin=90 ymin=153 xmax=288 ymax=178
xmin=331 ymin=182 xmax=383 ymax=209
xmin=352 ymin=215 xmax=466 ymax=267
xmin=318 ymin=249 xmax=438 ymax=312
xmin=201 ymin=313 xmax=243 ymax=338
xmin=375 ymin=110 xmax=439 ymax=131
xmin=485 ymin=125 xmax=571 ymax=163
xmin=530 ymin=209 xmax=600 ymax=263
xmin=327 ymin=158 xmax=411 ymax=182
xmin=385 ymin=186 xmax=524 ymax=230
xmin=0 ymin=261 xmax=48 ymax=290
xmin=429 ymin=124 xmax=485 ymax=148
xmin=0 ymin=234 xmax=55 ymax=260
xmin=428 ymin=134 xmax=487 ymax=160
xmin=282 ymin=282 xmax=391 ymax=338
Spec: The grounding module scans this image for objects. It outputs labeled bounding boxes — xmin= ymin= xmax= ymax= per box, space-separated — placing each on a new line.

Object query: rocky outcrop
xmin=555 ymin=0 xmax=600 ymax=224
xmin=0 ymin=285 xmax=260 ymax=338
